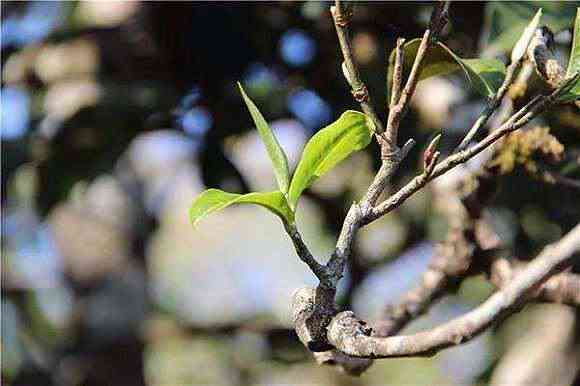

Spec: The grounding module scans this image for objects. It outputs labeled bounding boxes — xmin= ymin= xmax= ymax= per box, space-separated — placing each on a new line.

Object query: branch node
xmin=292 ymin=286 xmax=337 ymax=352
xmin=351 ymin=85 xmax=369 ymax=103
xmin=400 ymin=138 xmax=416 ymax=160
xmin=330 ymin=4 xmax=353 ymax=28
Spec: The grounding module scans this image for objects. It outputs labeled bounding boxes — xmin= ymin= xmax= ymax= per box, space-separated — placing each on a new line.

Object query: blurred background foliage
xmin=1 ymin=2 xmax=579 ymax=385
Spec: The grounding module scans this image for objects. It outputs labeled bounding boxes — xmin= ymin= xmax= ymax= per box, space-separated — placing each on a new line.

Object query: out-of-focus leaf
xmin=567 ymin=9 xmax=580 ymax=77
xmin=388 ymin=39 xmax=459 ymax=84
xmin=561 ymin=8 xmax=580 ymax=102
xmin=511 ymin=9 xmax=542 ymax=63
xmin=388 ymin=40 xmax=506 ymax=97
xmin=462 ymin=59 xmax=506 ymax=95
xmin=288 ymin=110 xmax=371 ymax=209
xmin=238 ymin=82 xmax=290 ymax=193
xmin=482 ymin=2 xmax=576 ymax=57
xmin=190 ymin=189 xmax=294 ymax=226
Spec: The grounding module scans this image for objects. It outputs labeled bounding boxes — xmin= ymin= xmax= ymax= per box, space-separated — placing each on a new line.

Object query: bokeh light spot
xmin=279 ymin=29 xmax=316 ymax=67
xmin=287 ymin=89 xmax=331 ymax=129
xmin=1 ymin=87 xmax=30 ymax=140
xmin=180 ymin=107 xmax=213 ymax=137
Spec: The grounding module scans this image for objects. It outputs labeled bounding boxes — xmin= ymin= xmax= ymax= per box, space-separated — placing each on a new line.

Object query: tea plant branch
xmin=331 ymin=0 xmax=384 ymax=136
xmin=375 ymin=218 xmax=580 ymax=341
xmin=360 ymin=3 xmax=447 ymax=209
xmin=284 ymin=223 xmax=327 ymax=280
xmin=358 ymin=2 xmax=447 ymax=211
xmin=374 ymin=178 xmax=480 ymax=337
xmin=455 ymin=53 xmax=524 ymax=151
xmin=326 ymin=223 xmax=580 ymax=358
xmin=389 ymin=37 xmax=406 ymax=111
xmin=366 ymin=73 xmax=579 ymax=225
xmin=385 ymin=2 xmax=449 ymax=149
xmin=291 ymin=1 xmax=578 ymax=367
xmin=291 ymin=72 xmax=579 ymax=362
xmin=487 ymin=256 xmax=580 ymax=306
xmin=374 ymin=227 xmax=480 ymax=337
xmin=456 ymin=21 xmax=562 ymax=151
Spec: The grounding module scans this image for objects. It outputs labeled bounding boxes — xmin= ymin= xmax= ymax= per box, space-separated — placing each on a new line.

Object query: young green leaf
xmin=287 ymin=110 xmax=371 ymax=209
xmin=388 ymin=38 xmax=458 ymax=85
xmin=190 ymin=189 xmax=294 ymax=226
xmin=454 ymin=57 xmax=506 ymax=97
xmin=566 ymin=8 xmax=580 ymax=77
xmin=482 ymin=2 xmax=576 ymax=57
xmin=238 ymin=82 xmax=291 ymax=193
xmin=560 ymin=8 xmax=580 ymax=102
xmin=511 ymin=8 xmax=542 ymax=63
xmin=387 ymin=40 xmax=506 ymax=97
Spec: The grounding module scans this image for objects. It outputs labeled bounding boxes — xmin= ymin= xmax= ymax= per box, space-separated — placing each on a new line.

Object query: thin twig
xmin=389 ymin=37 xmax=406 ymax=110
xmin=331 ymin=1 xmax=384 ymax=135
xmin=384 ymin=29 xmax=431 ymax=148
xmin=455 ymin=58 xmax=523 ymax=152
xmin=284 ymin=223 xmax=328 ymax=280
xmin=365 ymin=74 xmax=580 ymax=225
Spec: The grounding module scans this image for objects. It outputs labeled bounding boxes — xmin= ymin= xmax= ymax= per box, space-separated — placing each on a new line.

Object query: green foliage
xmin=561 ymin=8 xmax=580 ymax=102
xmin=388 ymin=39 xmax=506 ymax=97
xmin=287 ymin=110 xmax=371 ymax=209
xmin=189 ymin=189 xmax=294 ymax=226
xmin=567 ymin=9 xmax=580 ymax=77
xmin=190 ymin=92 xmax=372 ymax=226
xmin=510 ymin=8 xmax=542 ymax=63
xmin=451 ymin=56 xmax=506 ymax=97
xmin=238 ymin=82 xmax=291 ymax=193
xmin=482 ymin=2 xmax=577 ymax=57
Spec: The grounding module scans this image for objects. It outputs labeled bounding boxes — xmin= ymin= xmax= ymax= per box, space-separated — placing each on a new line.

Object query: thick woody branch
xmin=374 ymin=174 xmax=483 ymax=337
xmin=313 ymin=350 xmax=373 ymax=376
xmin=487 ymin=257 xmax=580 ymax=306
xmin=292 ymin=286 xmax=337 ymax=352
xmin=291 ymin=2 xmax=578 ymax=370
xmin=374 ymin=230 xmax=477 ymax=337
xmin=326 ymin=224 xmax=580 ymax=358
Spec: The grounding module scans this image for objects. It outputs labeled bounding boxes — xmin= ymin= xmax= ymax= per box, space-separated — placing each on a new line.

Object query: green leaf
xmin=238 ymin=82 xmax=291 ymax=193
xmin=388 ymin=40 xmax=506 ymax=97
xmin=190 ymin=189 xmax=294 ymax=226
xmin=482 ymin=2 xmax=577 ymax=57
xmin=561 ymin=8 xmax=580 ymax=101
xmin=511 ymin=8 xmax=542 ymax=63
xmin=462 ymin=59 xmax=507 ymax=96
xmin=287 ymin=110 xmax=371 ymax=209
xmin=388 ymin=38 xmax=458 ymax=84
xmin=567 ymin=9 xmax=580 ymax=77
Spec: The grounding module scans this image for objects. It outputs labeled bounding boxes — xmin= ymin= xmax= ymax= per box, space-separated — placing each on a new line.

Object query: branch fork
xmin=285 ymin=1 xmax=579 ymax=376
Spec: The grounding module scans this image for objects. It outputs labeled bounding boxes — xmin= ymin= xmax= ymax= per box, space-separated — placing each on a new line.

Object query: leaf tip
xmin=237 ymin=81 xmax=245 ymax=94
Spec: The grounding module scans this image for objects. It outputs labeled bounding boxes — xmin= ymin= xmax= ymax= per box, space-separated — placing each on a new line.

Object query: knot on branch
xmin=314 ymin=350 xmax=373 ymax=377
xmin=527 ymin=26 xmax=565 ymax=89
xmin=428 ymin=2 xmax=450 ymax=38
xmin=376 ymin=133 xmax=401 ymax=162
xmin=291 ymin=286 xmax=337 ymax=352
xmin=331 ymin=6 xmax=353 ymax=28
xmin=328 ymin=311 xmax=372 ymax=340
xmin=351 ymin=85 xmax=369 ymax=103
